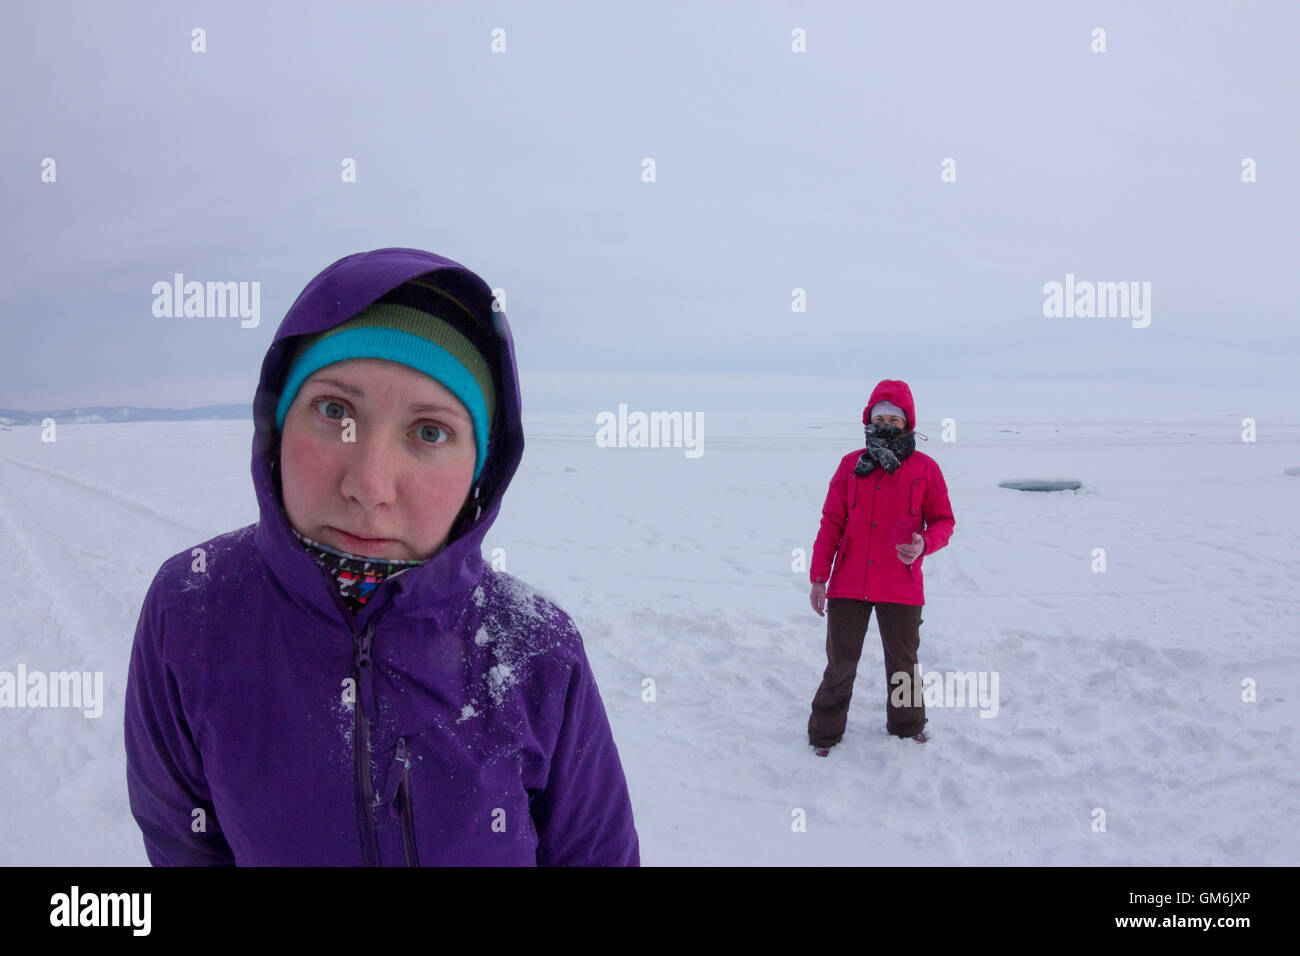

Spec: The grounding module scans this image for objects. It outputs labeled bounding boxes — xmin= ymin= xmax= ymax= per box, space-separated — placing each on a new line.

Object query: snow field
xmin=1 ymin=415 xmax=1296 ymax=864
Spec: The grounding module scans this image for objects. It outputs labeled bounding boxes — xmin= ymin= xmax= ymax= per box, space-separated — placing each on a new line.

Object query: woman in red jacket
xmin=807 ymin=379 xmax=955 ymax=751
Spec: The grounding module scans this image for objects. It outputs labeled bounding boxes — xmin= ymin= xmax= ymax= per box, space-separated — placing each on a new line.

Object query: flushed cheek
xmin=411 ymin=476 xmax=470 ymax=536
xmin=281 ymin=434 xmax=344 ymax=516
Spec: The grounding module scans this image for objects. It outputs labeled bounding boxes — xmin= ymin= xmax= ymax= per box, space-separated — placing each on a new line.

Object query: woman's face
xmin=279 ymin=358 xmax=478 ymax=560
xmin=872 ymin=413 xmax=908 ymax=431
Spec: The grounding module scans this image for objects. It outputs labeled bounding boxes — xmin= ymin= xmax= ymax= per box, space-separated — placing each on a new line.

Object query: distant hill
xmin=0 ymin=404 xmax=251 ymax=426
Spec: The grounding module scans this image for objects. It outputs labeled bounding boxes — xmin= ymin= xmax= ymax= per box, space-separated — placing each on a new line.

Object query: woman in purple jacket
xmin=124 ymin=248 xmax=639 ymax=866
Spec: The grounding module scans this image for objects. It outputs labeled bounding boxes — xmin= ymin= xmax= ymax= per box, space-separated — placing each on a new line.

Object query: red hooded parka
xmin=810 ymin=380 xmax=955 ymax=606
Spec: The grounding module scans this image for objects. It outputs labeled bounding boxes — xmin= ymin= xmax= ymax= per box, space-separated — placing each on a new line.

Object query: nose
xmin=339 ymin=428 xmax=398 ymax=510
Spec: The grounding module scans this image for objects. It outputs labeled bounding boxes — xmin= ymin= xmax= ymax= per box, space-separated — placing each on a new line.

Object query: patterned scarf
xmin=291 ymin=528 xmax=427 ymax=614
xmin=853 ymin=422 xmax=916 ymax=476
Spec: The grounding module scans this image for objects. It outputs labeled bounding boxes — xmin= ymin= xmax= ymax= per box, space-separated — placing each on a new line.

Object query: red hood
xmin=862 ymin=379 xmax=917 ymax=431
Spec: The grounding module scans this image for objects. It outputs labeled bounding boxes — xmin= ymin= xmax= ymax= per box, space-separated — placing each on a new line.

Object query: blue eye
xmin=417 ymin=423 xmax=450 ymax=444
xmin=313 ymin=398 xmax=348 ymax=420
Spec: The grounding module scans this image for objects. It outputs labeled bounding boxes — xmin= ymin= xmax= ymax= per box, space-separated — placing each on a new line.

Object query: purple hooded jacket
xmin=124 ymin=248 xmax=639 ymax=865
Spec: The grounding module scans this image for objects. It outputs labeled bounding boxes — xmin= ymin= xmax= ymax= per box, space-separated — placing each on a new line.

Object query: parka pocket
xmin=909 ymin=479 xmax=927 ymax=518
xmin=834 ymin=535 xmax=851 ymax=572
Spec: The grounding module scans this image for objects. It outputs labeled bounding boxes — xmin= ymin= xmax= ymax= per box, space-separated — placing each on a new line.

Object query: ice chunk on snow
xmin=998 ymin=478 xmax=1082 ymax=492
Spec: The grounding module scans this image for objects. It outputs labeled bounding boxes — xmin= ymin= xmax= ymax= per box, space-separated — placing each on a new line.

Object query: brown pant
xmin=808 ymin=598 xmax=926 ymax=746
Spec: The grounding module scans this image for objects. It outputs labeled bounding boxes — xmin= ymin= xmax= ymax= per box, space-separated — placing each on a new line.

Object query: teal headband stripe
xmin=274 ymin=327 xmax=491 ymax=483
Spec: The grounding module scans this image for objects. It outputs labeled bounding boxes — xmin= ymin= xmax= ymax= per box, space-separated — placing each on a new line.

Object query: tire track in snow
xmin=0 ymin=455 xmax=210 ymax=540
xmin=0 ymin=496 xmax=84 ymax=663
xmin=0 ymin=456 xmax=208 ymax=628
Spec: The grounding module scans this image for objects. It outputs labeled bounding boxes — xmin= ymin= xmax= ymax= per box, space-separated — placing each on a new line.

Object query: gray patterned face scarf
xmin=853 ymin=422 xmax=916 ymax=476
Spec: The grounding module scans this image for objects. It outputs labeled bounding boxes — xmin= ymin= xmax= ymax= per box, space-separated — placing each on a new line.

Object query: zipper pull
xmin=354 ymin=620 xmax=374 ymax=669
xmin=355 ymin=620 xmax=376 ymax=719
xmin=376 ymin=736 xmax=411 ymax=814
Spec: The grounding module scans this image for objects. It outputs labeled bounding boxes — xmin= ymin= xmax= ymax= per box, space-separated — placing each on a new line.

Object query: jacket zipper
xmin=353 ymin=616 xmax=381 ymax=866
xmin=862 ymin=472 xmax=879 ymax=598
xmin=395 ymin=736 xmax=420 ymax=866
xmin=313 ymin=563 xmax=402 ymax=866
xmin=317 ymin=566 xmax=419 ymax=867
xmin=348 ymin=596 xmax=397 ymax=867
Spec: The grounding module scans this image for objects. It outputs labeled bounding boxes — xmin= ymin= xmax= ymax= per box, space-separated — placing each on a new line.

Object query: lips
xmin=329 ymin=526 xmax=395 ymax=548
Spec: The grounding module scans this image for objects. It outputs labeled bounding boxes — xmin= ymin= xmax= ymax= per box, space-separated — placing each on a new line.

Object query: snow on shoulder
xmin=471 ymin=569 xmax=579 ymax=643
xmin=464 ymin=569 xmax=584 ymax=711
xmin=152 ymin=523 xmax=260 ymax=626
xmin=158 ymin=523 xmax=258 ymax=591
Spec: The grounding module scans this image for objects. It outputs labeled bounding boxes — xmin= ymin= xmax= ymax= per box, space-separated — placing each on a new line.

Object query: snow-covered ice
xmin=1 ymin=414 xmax=1296 ymax=865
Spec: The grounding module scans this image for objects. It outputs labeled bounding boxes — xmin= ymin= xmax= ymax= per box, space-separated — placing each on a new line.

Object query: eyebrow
xmin=304 ymin=377 xmax=469 ymax=419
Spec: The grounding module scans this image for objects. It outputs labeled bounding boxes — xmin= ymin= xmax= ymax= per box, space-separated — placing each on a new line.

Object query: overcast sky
xmin=2 ymin=1 xmax=1297 ymax=422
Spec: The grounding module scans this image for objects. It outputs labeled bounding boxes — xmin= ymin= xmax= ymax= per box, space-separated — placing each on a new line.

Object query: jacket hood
xmin=251 ymin=247 xmax=524 ymax=627
xmin=862 ymin=379 xmax=917 ymax=431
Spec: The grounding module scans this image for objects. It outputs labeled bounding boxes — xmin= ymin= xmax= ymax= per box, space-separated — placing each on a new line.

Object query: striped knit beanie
xmin=274 ymin=275 xmax=498 ymax=483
